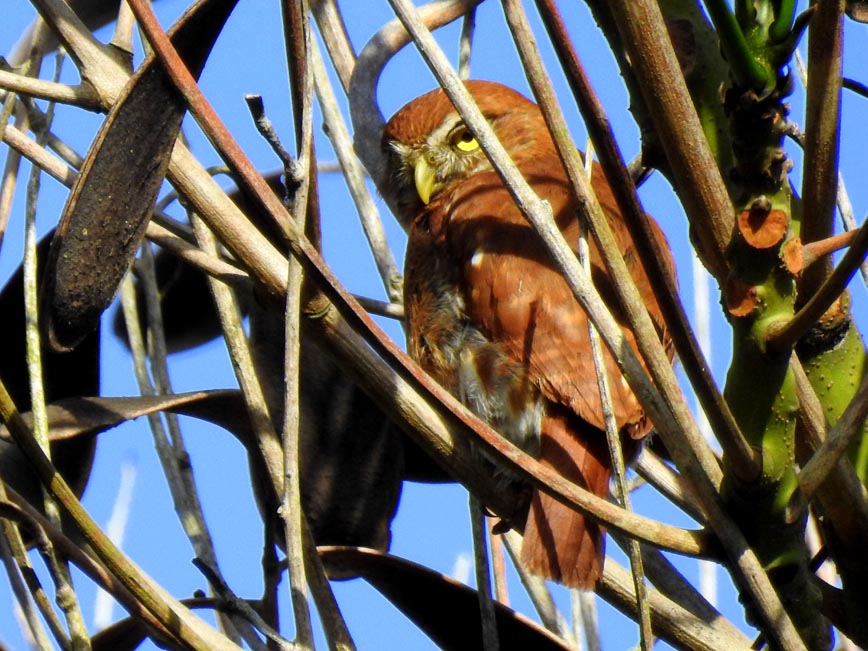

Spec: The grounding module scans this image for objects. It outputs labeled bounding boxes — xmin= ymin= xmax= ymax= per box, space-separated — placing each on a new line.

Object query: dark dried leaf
xmin=42 ymin=0 xmax=239 ymax=351
xmin=90 ymin=597 xmax=250 ymax=651
xmin=0 ymin=391 xmax=242 ymax=511
xmin=847 ymin=0 xmax=868 ymax=22
xmin=0 ymin=390 xmax=245 ymax=445
xmin=318 ymin=546 xmax=573 ymax=651
xmin=0 ymin=232 xmax=99 ymax=509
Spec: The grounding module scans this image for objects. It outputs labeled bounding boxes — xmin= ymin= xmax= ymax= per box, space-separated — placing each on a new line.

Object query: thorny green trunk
xmin=659 ymin=1 xmax=832 ymax=648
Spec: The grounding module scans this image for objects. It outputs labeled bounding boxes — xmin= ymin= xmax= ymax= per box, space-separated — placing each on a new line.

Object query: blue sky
xmin=2 ymin=1 xmax=868 ymax=649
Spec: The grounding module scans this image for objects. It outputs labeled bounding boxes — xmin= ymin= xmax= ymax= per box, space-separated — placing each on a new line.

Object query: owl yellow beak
xmin=413 ymin=158 xmax=440 ymax=205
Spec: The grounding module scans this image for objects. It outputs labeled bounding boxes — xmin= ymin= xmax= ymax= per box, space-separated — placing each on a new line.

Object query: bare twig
xmin=279 ymin=0 xmax=316 ymax=645
xmin=0 ymin=377 xmax=243 ymax=651
xmin=28 ymin=0 xmax=129 ymax=106
xmin=351 ymin=295 xmax=404 ymax=320
xmin=603 ymin=0 xmax=732 ymax=279
xmin=0 ymin=482 xmax=60 ymax=651
xmin=109 ymin=0 xmax=136 ymax=56
xmin=245 ymin=95 xmax=300 ymax=185
xmin=119 ymin=251 xmax=244 ymax=645
xmin=573 ymin=133 xmax=648 ymax=648
xmin=600 ymin=556 xmax=753 ymax=651
xmin=799 ymin=0 xmax=845 ymax=300
xmin=457 ymin=7 xmax=475 ymax=79
xmin=311 ymin=41 xmax=402 ymax=302
xmin=310 ymin=0 xmax=356 ymax=92
xmin=193 ymin=558 xmax=295 ymax=651
xmin=487 ymin=519 xmax=509 ymax=606
xmin=575 ymin=153 xmax=652 ymax=650
xmin=146 ymin=221 xmax=250 ymax=284
xmin=634 ymin=451 xmax=708 ymax=525
xmin=1 ymin=121 xmax=77 ymax=186
xmin=800 ymin=229 xmax=861 ymax=271
xmin=573 ymin=590 xmax=599 ymax=651
xmin=190 ymin=211 xmax=285 ymax=496
xmin=501 ymin=530 xmax=575 ymax=645
xmin=0 ymin=69 xmax=100 ymax=109
xmin=470 ymin=496 xmax=500 ymax=651
xmin=23 ymin=51 xmax=91 ymax=650
xmin=302 ymin=524 xmax=356 ymax=651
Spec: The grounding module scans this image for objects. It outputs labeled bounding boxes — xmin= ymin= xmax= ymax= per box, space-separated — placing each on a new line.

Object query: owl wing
xmin=442 ymin=155 xmax=667 ymax=435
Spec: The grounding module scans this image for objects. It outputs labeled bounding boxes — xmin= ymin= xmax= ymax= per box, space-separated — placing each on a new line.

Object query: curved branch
xmin=310 ymin=0 xmax=357 ymax=92
xmin=312 ymin=41 xmax=403 ymax=302
xmin=349 ymin=0 xmax=482 ymax=209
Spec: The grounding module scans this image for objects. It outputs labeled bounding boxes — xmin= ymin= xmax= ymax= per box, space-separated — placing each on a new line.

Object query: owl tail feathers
xmin=520 ymin=409 xmax=612 ymax=590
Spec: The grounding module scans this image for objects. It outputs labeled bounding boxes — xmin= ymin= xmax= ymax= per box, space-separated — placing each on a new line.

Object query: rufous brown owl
xmin=382 ymin=80 xmax=675 ymax=588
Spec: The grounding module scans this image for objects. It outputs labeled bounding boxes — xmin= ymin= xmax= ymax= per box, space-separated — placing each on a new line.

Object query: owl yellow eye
xmin=451 ymin=127 xmax=479 ymax=152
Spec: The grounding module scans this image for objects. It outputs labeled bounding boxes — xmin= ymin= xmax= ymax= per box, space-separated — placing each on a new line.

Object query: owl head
xmin=381 ymin=80 xmax=555 ymax=226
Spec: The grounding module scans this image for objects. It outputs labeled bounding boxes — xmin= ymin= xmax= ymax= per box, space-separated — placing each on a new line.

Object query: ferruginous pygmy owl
xmin=382 ymin=80 xmax=675 ymax=589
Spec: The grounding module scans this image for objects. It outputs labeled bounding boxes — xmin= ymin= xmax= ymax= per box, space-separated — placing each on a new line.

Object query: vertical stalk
xmin=280 ymin=1 xmax=316 ymax=647
xmin=799 ymin=0 xmax=844 ymax=302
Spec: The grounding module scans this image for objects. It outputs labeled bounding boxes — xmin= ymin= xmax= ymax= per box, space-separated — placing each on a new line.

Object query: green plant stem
xmin=768 ymin=0 xmax=797 ymax=43
xmin=702 ymin=0 xmax=770 ymax=91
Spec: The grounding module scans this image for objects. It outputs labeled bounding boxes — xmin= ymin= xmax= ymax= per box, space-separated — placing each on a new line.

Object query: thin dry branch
xmin=310 ymin=41 xmax=402 ymax=302
xmin=278 ymin=0 xmax=316 ymax=645
xmin=349 ymin=0 xmax=483 ymax=209
xmin=310 ymin=0 xmax=356 ymax=92
xmin=0 ymin=378 xmax=244 ymax=651
xmin=0 ymin=70 xmax=100 ymax=109
xmin=800 ymin=0 xmax=845 ymax=299
xmin=29 ymin=0 xmax=130 ymax=105
xmin=603 ymin=0 xmax=732 ymax=280
xmin=768 ymin=219 xmax=868 ymax=352
xmin=0 ymin=484 xmax=61 ymax=650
